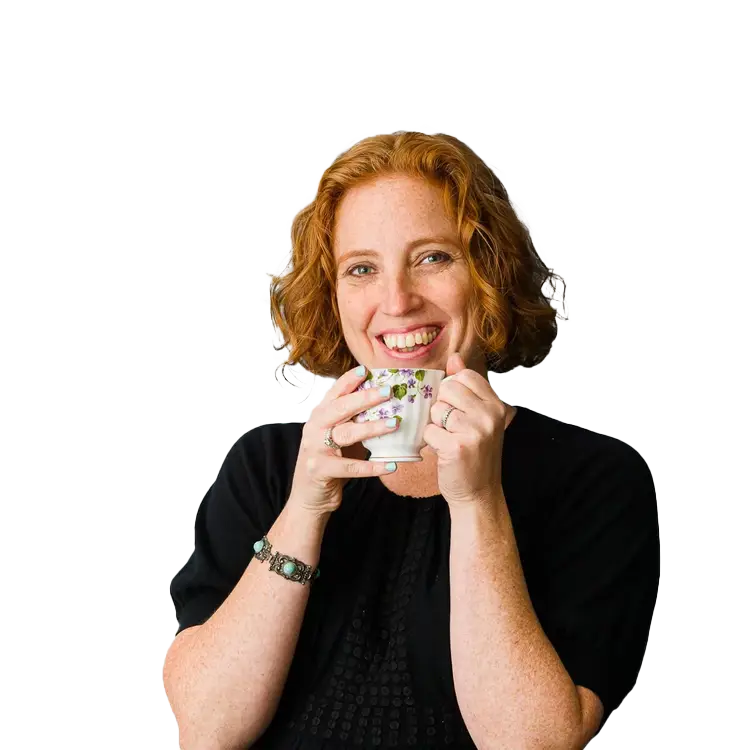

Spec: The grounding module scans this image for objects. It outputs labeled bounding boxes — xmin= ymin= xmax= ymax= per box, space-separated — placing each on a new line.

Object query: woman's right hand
xmin=287 ymin=366 xmax=400 ymax=516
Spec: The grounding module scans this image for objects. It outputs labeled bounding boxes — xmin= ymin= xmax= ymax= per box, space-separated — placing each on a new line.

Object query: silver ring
xmin=441 ymin=406 xmax=457 ymax=430
xmin=324 ymin=426 xmax=342 ymax=450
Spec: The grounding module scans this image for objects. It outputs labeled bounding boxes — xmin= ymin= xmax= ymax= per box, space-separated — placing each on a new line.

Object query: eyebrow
xmin=336 ymin=235 xmax=460 ymax=266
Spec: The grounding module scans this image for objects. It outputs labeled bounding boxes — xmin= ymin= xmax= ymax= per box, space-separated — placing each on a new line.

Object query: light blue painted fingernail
xmin=386 ymin=417 xmax=398 ymax=427
xmin=385 ymin=461 xmax=397 ymax=471
xmin=379 ymin=386 xmax=391 ymax=397
xmin=355 ymin=365 xmax=366 ymax=376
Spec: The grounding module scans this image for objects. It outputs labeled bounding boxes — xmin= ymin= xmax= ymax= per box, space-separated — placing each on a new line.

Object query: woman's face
xmin=333 ymin=173 xmax=487 ymax=376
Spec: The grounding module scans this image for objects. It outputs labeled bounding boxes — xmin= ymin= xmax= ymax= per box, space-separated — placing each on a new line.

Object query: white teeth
xmin=382 ymin=327 xmax=439 ymax=351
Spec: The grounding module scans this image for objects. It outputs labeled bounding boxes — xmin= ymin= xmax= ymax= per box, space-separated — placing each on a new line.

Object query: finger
xmin=318 ymin=382 xmax=393 ymax=427
xmin=327 ymin=416 xmax=401 ymax=450
xmin=305 ymin=452 xmax=398 ymax=480
xmin=445 ymin=369 xmax=495 ymax=401
xmin=436 ymin=376 xmax=478 ymax=413
xmin=322 ymin=365 xmax=370 ymax=404
xmin=422 ymin=422 xmax=453 ymax=452
xmin=430 ymin=401 xmax=464 ymax=431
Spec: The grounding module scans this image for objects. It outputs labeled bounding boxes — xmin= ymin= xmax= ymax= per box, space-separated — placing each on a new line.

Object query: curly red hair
xmin=269 ymin=131 xmax=565 ymax=382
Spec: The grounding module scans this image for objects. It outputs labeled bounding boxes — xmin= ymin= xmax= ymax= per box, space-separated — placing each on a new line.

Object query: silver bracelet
xmin=252 ymin=535 xmax=320 ymax=585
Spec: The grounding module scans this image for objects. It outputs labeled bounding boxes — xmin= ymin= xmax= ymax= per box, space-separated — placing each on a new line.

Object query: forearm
xmin=449 ymin=496 xmax=582 ymax=750
xmin=166 ymin=501 xmax=329 ymax=750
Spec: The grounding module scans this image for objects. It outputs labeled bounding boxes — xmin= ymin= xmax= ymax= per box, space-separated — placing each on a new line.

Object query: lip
xmin=374 ymin=322 xmax=443 ymax=337
xmin=374 ymin=326 xmax=445 ymax=360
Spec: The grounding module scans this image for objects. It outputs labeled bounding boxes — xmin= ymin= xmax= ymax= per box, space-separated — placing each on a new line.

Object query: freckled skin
xmin=333 ymin=173 xmax=488 ymax=378
xmin=333 ymin=173 xmax=515 ymax=495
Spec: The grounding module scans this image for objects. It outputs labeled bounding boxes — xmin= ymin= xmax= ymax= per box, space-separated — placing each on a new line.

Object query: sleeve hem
xmin=174 ymin=591 xmax=226 ymax=636
xmin=571 ymin=674 xmax=620 ymax=731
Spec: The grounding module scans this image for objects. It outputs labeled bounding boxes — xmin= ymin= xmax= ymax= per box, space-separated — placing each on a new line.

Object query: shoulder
xmin=511 ymin=406 xmax=657 ymax=524
xmin=513 ymin=405 xmax=654 ymax=483
xmin=232 ymin=421 xmax=305 ymax=458
xmin=222 ymin=421 xmax=305 ymax=493
xmin=226 ymin=421 xmax=306 ymax=470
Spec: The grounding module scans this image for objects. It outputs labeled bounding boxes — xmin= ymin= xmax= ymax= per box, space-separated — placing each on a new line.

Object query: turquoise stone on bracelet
xmin=315 ymin=568 xmax=321 ymax=579
xmin=253 ymin=540 xmax=264 ymax=553
xmin=282 ymin=561 xmax=297 ymax=576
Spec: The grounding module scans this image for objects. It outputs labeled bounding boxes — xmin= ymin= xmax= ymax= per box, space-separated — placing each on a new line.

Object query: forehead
xmin=333 ymin=175 xmax=457 ymax=256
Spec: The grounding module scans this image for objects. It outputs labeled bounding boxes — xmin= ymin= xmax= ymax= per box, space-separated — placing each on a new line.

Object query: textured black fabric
xmin=169 ymin=405 xmax=660 ymax=747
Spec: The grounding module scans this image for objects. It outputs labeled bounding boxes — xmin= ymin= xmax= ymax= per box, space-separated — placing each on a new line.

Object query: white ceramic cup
xmin=353 ymin=367 xmax=447 ymax=462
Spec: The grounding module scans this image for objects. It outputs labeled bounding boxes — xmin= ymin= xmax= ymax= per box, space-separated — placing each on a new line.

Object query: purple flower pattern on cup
xmin=353 ymin=368 xmax=437 ymax=423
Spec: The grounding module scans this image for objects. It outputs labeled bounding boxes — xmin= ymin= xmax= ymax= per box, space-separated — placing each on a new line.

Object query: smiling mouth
xmin=376 ymin=326 xmax=443 ymax=353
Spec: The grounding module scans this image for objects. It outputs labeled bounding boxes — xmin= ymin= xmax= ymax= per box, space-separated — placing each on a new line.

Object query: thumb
xmin=445 ymin=351 xmax=465 ymax=377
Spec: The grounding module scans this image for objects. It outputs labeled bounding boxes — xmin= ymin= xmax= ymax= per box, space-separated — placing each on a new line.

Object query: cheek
xmin=427 ymin=263 xmax=471 ymax=302
xmin=430 ymin=280 xmax=469 ymax=316
xmin=337 ymin=290 xmax=371 ymax=332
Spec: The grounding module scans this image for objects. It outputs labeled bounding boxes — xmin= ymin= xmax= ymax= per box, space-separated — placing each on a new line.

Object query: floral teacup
xmin=354 ymin=368 xmax=446 ymax=462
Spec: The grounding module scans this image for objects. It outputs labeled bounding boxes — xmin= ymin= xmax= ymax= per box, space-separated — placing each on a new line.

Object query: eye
xmin=348 ymin=264 xmax=373 ymax=277
xmin=421 ymin=251 xmax=450 ymax=265
xmin=346 ymin=251 xmax=450 ymax=278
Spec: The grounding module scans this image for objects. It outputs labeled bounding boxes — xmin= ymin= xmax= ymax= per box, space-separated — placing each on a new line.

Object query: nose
xmin=380 ymin=269 xmax=423 ymax=317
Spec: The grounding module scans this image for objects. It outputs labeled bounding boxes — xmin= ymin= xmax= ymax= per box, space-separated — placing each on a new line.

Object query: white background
xmin=1 ymin=1 xmax=747 ymax=748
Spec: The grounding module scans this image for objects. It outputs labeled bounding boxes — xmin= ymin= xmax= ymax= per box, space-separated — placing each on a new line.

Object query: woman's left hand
xmin=423 ymin=351 xmax=509 ymax=507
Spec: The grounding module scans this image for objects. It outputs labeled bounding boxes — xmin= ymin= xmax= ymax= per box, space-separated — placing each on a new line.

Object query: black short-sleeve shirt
xmin=170 ymin=405 xmax=660 ymax=748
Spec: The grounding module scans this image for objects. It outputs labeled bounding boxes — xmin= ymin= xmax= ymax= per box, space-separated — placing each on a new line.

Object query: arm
xmin=448 ymin=494 xmax=593 ymax=750
xmin=424 ymin=365 xmax=652 ymax=746
xmin=163 ymin=501 xmax=329 ymax=750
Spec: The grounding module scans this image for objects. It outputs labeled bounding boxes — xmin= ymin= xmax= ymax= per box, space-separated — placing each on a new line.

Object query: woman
xmin=164 ymin=131 xmax=659 ymax=749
